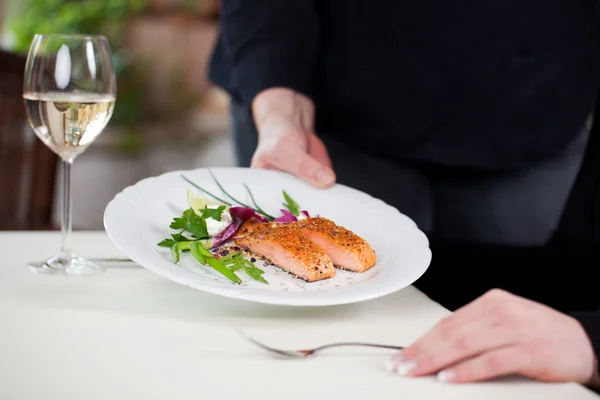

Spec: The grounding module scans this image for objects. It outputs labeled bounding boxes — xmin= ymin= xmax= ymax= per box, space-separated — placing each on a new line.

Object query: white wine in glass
xmin=23 ymin=34 xmax=116 ymax=275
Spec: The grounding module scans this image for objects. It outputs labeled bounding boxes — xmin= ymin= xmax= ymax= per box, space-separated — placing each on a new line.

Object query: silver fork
xmin=28 ymin=258 xmax=138 ymax=272
xmin=89 ymin=258 xmax=137 ymax=264
xmin=234 ymin=328 xmax=404 ymax=358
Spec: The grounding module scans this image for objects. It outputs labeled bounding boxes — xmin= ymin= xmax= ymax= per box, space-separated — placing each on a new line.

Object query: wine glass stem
xmin=60 ymin=159 xmax=74 ymax=257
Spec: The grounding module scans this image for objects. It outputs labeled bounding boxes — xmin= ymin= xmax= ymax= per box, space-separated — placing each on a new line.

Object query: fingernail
xmin=315 ymin=168 xmax=335 ymax=185
xmin=384 ymin=351 xmax=404 ymax=372
xmin=437 ymin=370 xmax=455 ymax=383
xmin=384 ymin=358 xmax=396 ymax=372
xmin=395 ymin=361 xmax=417 ymax=376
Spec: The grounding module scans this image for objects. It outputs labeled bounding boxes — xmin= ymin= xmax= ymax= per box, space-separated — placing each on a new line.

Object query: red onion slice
xmin=211 ymin=207 xmax=266 ymax=248
xmin=274 ymin=209 xmax=298 ymax=223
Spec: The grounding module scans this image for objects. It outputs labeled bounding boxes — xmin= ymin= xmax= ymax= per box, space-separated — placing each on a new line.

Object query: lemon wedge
xmin=186 ymin=189 xmax=220 ymax=215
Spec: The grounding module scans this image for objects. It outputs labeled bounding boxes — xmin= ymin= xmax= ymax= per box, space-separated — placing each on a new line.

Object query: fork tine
xmin=232 ymin=327 xmax=252 ymax=341
xmin=233 ymin=328 xmax=306 ymax=358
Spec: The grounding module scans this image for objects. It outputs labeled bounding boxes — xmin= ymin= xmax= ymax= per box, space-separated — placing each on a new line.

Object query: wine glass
xmin=23 ymin=34 xmax=116 ymax=276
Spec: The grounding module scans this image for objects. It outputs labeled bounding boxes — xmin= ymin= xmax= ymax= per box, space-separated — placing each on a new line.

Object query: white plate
xmin=103 ymin=168 xmax=431 ymax=306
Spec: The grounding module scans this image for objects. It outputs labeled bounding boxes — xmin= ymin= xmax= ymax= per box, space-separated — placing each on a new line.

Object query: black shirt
xmin=210 ymin=0 xmax=600 ymax=170
xmin=210 ymin=0 xmax=600 ymax=376
xmin=417 ymin=240 xmax=600 ymax=385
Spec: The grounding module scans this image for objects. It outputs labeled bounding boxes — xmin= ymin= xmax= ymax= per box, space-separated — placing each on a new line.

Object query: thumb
xmin=288 ymin=149 xmax=336 ymax=188
xmin=264 ymin=141 xmax=336 ymax=188
xmin=308 ymin=132 xmax=334 ymax=170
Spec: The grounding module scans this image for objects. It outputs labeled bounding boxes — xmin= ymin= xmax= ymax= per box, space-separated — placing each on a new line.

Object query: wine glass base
xmin=29 ymin=253 xmax=105 ymax=276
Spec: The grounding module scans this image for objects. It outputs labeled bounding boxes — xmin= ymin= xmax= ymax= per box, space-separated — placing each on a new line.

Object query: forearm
xmin=219 ymin=0 xmax=319 ymax=106
xmin=252 ymin=88 xmax=315 ymax=134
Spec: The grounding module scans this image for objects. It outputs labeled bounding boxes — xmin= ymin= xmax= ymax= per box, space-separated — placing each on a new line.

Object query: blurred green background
xmin=1 ymin=0 xmax=223 ymax=152
xmin=0 ymin=0 xmax=234 ymax=230
xmin=5 ymin=1 xmax=147 ymax=131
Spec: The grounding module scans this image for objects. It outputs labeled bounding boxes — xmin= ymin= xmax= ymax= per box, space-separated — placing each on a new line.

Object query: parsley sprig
xmin=168 ymin=208 xmax=209 ymax=240
xmin=157 ymin=172 xmax=307 ymax=284
xmin=158 ymin=207 xmax=268 ymax=284
xmin=200 ymin=205 xmax=226 ymax=221
xmin=157 ymin=232 xmax=192 ymax=249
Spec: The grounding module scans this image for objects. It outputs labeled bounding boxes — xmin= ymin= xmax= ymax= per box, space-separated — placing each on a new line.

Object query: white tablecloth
xmin=0 ymin=232 xmax=597 ymax=400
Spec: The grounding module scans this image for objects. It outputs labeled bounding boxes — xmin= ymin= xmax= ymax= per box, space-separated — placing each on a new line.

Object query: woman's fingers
xmin=252 ymin=132 xmax=335 ymax=188
xmin=308 ymin=132 xmax=334 ymax=169
xmin=393 ymin=323 xmax=518 ymax=377
xmin=386 ymin=289 xmax=598 ymax=385
xmin=436 ymin=345 xmax=528 ymax=383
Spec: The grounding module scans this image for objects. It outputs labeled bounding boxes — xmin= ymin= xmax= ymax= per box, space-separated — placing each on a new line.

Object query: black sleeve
xmin=416 ymin=237 xmax=600 ymax=365
xmin=571 ymin=313 xmax=600 ymax=363
xmin=218 ymin=0 xmax=319 ymax=106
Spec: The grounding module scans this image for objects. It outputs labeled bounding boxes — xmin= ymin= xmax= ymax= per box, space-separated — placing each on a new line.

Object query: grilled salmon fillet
xmin=234 ymin=222 xmax=336 ymax=282
xmin=235 ymin=218 xmax=267 ymax=237
xmin=296 ymin=217 xmax=377 ymax=272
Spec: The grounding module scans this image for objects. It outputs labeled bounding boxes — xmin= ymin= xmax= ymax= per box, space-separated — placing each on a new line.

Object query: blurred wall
xmin=0 ymin=0 xmax=4 ymax=37
xmin=125 ymin=14 xmax=219 ymax=119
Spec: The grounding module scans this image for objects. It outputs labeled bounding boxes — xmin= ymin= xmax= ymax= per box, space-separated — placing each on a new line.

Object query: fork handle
xmin=308 ymin=342 xmax=404 ymax=354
